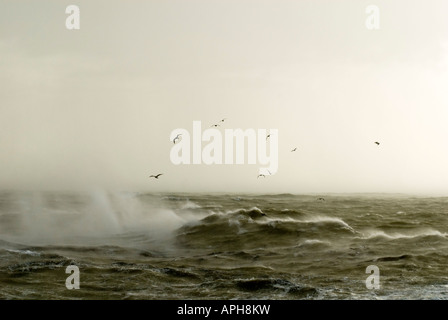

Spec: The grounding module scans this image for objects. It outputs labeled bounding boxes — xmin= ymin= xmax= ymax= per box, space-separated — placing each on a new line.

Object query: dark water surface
xmin=0 ymin=191 xmax=447 ymax=299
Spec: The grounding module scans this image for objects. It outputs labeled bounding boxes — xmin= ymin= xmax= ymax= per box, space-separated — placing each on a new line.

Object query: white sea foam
xmin=297 ymin=239 xmax=329 ymax=246
xmin=227 ymin=207 xmax=264 ymax=215
xmin=181 ymin=200 xmax=201 ymax=209
xmin=6 ymin=249 xmax=40 ymax=256
xmin=299 ymin=216 xmax=354 ymax=230
xmin=359 ymin=229 xmax=448 ymax=240
xmin=6 ymin=190 xmax=188 ymax=245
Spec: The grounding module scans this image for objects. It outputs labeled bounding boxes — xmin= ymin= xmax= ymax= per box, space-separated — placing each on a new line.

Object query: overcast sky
xmin=1 ymin=0 xmax=448 ymax=194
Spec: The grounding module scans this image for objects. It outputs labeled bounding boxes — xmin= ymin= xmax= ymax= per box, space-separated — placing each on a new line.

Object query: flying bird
xmin=291 ymin=147 xmax=297 ymax=152
xmin=219 ymin=118 xmax=227 ymax=123
xmin=257 ymin=174 xmax=266 ymax=178
xmin=375 ymin=141 xmax=380 ymax=145
xmin=173 ymin=134 xmax=182 ymax=144
xmin=317 ymin=197 xmax=325 ymax=202
xmin=149 ymin=174 xmax=163 ymax=179
xmin=211 ymin=124 xmax=220 ymax=128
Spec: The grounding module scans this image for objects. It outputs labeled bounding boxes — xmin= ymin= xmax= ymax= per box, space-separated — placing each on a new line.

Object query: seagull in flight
xmin=291 ymin=147 xmax=297 ymax=152
xmin=374 ymin=141 xmax=380 ymax=146
xmin=173 ymin=134 xmax=182 ymax=144
xmin=219 ymin=118 xmax=227 ymax=123
xmin=258 ymin=170 xmax=272 ymax=178
xmin=211 ymin=124 xmax=220 ymax=128
xmin=149 ymin=173 xmax=163 ymax=179
xmin=317 ymin=197 xmax=325 ymax=202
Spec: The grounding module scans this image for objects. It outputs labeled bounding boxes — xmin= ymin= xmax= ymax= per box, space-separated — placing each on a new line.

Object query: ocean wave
xmin=296 ymin=239 xmax=330 ymax=247
xmin=203 ymin=204 xmax=223 ymax=209
xmin=358 ymin=229 xmax=448 ymax=240
xmin=226 ymin=207 xmax=266 ymax=219
xmin=188 ymin=210 xmax=355 ymax=231
xmin=234 ymin=278 xmax=318 ymax=297
xmin=255 ymin=215 xmax=356 ymax=235
xmin=0 ymin=239 xmax=23 ymax=249
xmin=228 ymin=219 xmax=248 ymax=234
xmin=4 ymin=258 xmax=73 ymax=273
xmin=181 ymin=201 xmax=202 ymax=210
xmin=6 ymin=249 xmax=40 ymax=256
xmin=373 ymin=254 xmax=414 ymax=262
xmin=258 ymin=193 xmax=296 ymax=198
xmin=263 ymin=208 xmax=306 ymax=216
xmin=161 ymin=195 xmax=186 ymax=201
xmin=158 ymin=267 xmax=200 ymax=279
xmin=176 ymin=210 xmax=357 ymax=247
xmin=298 ymin=216 xmax=356 ymax=232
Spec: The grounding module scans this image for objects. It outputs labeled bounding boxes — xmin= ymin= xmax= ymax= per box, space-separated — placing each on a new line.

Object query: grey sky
xmin=1 ymin=0 xmax=448 ymax=194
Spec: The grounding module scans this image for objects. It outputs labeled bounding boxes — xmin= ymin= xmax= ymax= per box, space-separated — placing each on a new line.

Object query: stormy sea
xmin=0 ymin=191 xmax=447 ymax=300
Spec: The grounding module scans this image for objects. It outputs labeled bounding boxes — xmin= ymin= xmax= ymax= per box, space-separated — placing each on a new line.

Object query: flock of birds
xmin=149 ymin=118 xmax=381 ymax=185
